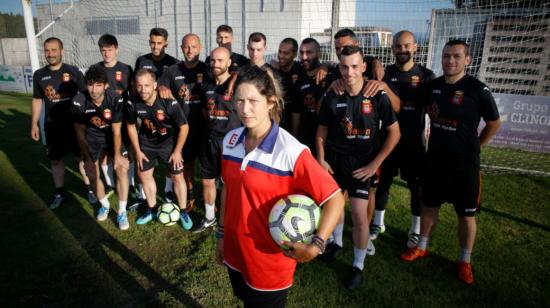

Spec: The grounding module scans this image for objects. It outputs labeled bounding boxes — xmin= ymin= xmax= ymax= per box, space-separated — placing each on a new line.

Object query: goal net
xmin=29 ymin=0 xmax=550 ymax=176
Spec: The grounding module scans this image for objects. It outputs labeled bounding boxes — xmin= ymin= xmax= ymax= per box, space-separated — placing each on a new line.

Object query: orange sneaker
xmin=458 ymin=262 xmax=475 ymax=285
xmin=400 ymin=246 xmax=428 ymax=261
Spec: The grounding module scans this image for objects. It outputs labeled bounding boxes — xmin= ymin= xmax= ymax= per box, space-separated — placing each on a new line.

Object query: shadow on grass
xmin=0 ymin=108 xmax=201 ymax=307
xmin=482 ymin=206 xmax=550 ymax=233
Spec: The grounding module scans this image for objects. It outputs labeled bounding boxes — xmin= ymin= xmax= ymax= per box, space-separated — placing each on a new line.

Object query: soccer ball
xmin=157 ymin=203 xmax=180 ymax=226
xmin=268 ymin=194 xmax=321 ymax=247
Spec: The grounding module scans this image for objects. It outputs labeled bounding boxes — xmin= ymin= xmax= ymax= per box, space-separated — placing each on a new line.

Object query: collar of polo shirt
xmin=235 ymin=121 xmax=280 ymax=154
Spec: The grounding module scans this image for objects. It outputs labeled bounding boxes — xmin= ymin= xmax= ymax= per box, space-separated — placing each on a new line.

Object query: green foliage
xmin=0 ymin=92 xmax=548 ymax=307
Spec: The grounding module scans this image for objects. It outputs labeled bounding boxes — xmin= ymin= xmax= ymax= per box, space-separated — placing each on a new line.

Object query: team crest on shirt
xmin=410 ymin=75 xmax=420 ymax=88
xmin=361 ymin=98 xmax=372 ymax=115
xmin=223 ymin=93 xmax=232 ymax=101
xmin=197 ymin=73 xmax=204 ymax=84
xmin=207 ymin=98 xmax=216 ymax=110
xmin=62 ymin=73 xmax=70 ymax=82
xmin=452 ymin=91 xmax=464 ymax=105
xmin=115 ymin=71 xmax=123 ymax=81
xmin=227 ymin=133 xmax=239 ymax=147
xmin=156 ymin=109 xmax=166 ymax=121
xmin=103 ymin=108 xmax=112 ymax=120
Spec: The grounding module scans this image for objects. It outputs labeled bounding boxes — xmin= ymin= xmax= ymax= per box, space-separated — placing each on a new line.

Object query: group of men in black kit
xmin=30 ymin=24 xmax=500 ymax=289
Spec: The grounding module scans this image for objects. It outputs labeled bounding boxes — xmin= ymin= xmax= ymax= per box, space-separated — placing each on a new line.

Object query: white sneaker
xmin=367 ymin=239 xmax=376 ymax=256
xmin=117 ymin=212 xmax=130 ymax=230
xmin=369 ymin=224 xmax=385 ymax=240
xmin=407 ymin=233 xmax=420 ymax=249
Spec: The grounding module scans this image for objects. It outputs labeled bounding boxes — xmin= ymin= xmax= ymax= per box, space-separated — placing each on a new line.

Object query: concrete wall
xmin=0 ymin=38 xmax=30 ymax=66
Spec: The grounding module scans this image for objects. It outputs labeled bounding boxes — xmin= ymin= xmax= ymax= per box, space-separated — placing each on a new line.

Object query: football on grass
xmin=158 ymin=203 xmax=180 ymax=226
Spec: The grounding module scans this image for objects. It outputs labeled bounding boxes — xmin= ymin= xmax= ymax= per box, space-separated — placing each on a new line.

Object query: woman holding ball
xmin=215 ymin=65 xmax=344 ymax=307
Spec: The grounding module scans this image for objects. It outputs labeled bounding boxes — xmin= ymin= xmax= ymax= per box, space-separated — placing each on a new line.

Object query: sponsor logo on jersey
xmin=156 ymin=109 xmax=166 ymax=121
xmin=103 ymin=108 xmax=112 ymax=120
xmin=452 ymin=91 xmax=464 ymax=105
xmin=62 ymin=73 xmax=70 ymax=82
xmin=336 ymin=103 xmax=347 ymax=108
xmin=143 ymin=65 xmax=153 ymax=69
xmin=175 ymin=76 xmax=185 ymax=80
xmin=391 ymin=78 xmax=398 ymax=82
xmin=300 ymin=84 xmax=311 ymax=90
xmin=197 ymin=73 xmax=204 ymax=84
xmin=85 ymin=109 xmax=96 ymax=113
xmin=227 ymin=133 xmax=239 ymax=147
xmin=73 ymin=101 xmax=81 ymax=106
xmin=433 ymin=89 xmax=442 ymax=94
xmin=361 ymin=98 xmax=372 ymax=115
xmin=137 ymin=110 xmax=147 ymax=114
xmin=410 ymin=75 xmax=420 ymax=88
xmin=41 ymin=76 xmax=51 ymax=81
xmin=115 ymin=71 xmax=123 ymax=81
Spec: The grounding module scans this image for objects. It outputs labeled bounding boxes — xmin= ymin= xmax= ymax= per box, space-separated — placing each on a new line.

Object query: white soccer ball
xmin=158 ymin=203 xmax=180 ymax=226
xmin=268 ymin=194 xmax=321 ymax=247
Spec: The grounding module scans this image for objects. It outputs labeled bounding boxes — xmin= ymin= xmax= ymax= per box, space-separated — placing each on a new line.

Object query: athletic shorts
xmin=44 ymin=121 xmax=81 ymax=161
xmin=227 ymin=266 xmax=289 ymax=308
xmin=182 ymin=131 xmax=201 ymax=162
xmin=140 ymin=142 xmax=183 ymax=175
xmin=88 ymin=140 xmax=128 ymax=162
xmin=422 ymin=159 xmax=481 ymax=217
xmin=380 ymin=147 xmax=426 ymax=183
xmin=325 ymin=150 xmax=376 ymax=200
xmin=200 ymin=136 xmax=223 ymax=179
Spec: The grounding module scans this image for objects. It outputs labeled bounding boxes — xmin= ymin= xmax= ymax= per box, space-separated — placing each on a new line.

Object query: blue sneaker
xmin=97 ymin=206 xmax=110 ymax=221
xmin=117 ymin=212 xmax=130 ymax=230
xmin=180 ymin=211 xmax=193 ymax=230
xmin=136 ymin=208 xmax=156 ymax=225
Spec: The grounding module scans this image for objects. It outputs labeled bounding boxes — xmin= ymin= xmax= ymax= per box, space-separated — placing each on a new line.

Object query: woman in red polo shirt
xmin=215 ymin=65 xmax=345 ymax=307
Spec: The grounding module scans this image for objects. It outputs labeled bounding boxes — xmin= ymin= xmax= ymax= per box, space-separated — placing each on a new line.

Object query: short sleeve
xmin=70 ymin=93 xmax=86 ymax=124
xmin=376 ymin=93 xmax=397 ymax=129
xmin=158 ymin=67 xmax=171 ymax=87
xmin=111 ymin=95 xmax=125 ymax=123
xmin=318 ymin=93 xmax=333 ymax=126
xmin=125 ymin=99 xmax=137 ymax=124
xmin=32 ymin=71 xmax=42 ymax=99
xmin=167 ymin=99 xmax=187 ymax=126
xmin=478 ymin=85 xmax=500 ymax=122
xmin=292 ymin=149 xmax=340 ymax=207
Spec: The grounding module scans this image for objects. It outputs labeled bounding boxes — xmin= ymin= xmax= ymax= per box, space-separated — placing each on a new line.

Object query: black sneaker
xmin=164 ymin=191 xmax=175 ymax=203
xmin=192 ymin=218 xmax=217 ymax=233
xmin=345 ymin=267 xmax=363 ymax=290
xmin=319 ymin=243 xmax=342 ymax=263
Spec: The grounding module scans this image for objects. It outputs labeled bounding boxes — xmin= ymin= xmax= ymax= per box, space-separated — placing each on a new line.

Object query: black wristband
xmin=311 ymin=235 xmax=326 ymax=254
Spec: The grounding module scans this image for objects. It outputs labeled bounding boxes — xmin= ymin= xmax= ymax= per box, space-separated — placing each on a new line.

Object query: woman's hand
xmin=280 ymin=241 xmax=322 ymax=263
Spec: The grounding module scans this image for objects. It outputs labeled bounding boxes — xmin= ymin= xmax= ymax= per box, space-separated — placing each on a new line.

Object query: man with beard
xmin=158 ymin=33 xmax=209 ymax=212
xmin=317 ymin=46 xmax=400 ymax=289
xmin=135 ymin=28 xmax=177 ymax=79
xmin=126 ymin=69 xmax=193 ymax=230
xmin=370 ymin=31 xmax=436 ymax=248
xmin=71 ymin=66 xmax=130 ymax=230
xmin=271 ymin=38 xmax=303 ymax=131
xmin=92 ymin=34 xmax=135 ymax=200
xmin=206 ymin=25 xmax=250 ymax=75
xmin=193 ymin=47 xmax=241 ymax=233
xmin=291 ymin=38 xmax=326 ymax=155
xmin=30 ymin=37 xmax=94 ymax=209
xmin=400 ymin=40 xmax=501 ymax=285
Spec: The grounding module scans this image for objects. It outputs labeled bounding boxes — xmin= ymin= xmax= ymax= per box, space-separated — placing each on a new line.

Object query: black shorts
xmin=380 ymin=147 xmax=425 ymax=183
xmin=200 ymin=136 xmax=223 ymax=179
xmin=140 ymin=142 xmax=183 ymax=175
xmin=88 ymin=140 xmax=128 ymax=162
xmin=325 ymin=150 xmax=375 ymax=200
xmin=45 ymin=121 xmax=80 ymax=161
xmin=422 ymin=159 xmax=481 ymax=217
xmin=227 ymin=266 xmax=289 ymax=308
xmin=182 ymin=131 xmax=201 ymax=162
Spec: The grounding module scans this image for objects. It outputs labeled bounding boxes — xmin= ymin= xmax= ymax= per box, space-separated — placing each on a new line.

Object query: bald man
xmin=157 ymin=33 xmax=208 ymax=209
xmin=371 ymin=31 xmax=436 ymax=247
xmin=194 ymin=47 xmax=241 ymax=233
